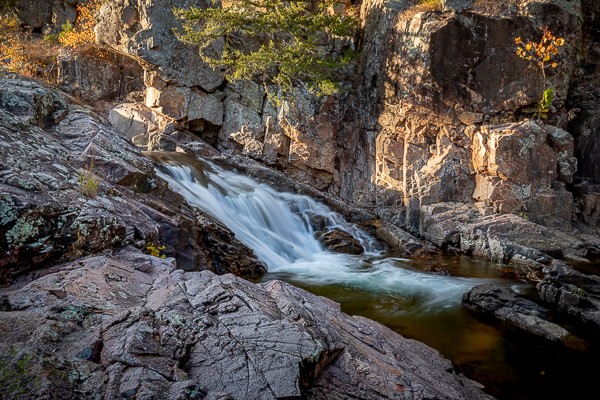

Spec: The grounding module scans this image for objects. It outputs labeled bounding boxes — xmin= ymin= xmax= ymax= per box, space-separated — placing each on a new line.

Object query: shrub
xmin=0 ymin=13 xmax=57 ymax=81
xmin=174 ymin=0 xmax=359 ymax=98
xmin=79 ymin=149 xmax=100 ymax=198
xmin=58 ymin=0 xmax=104 ymax=48
xmin=514 ymin=27 xmax=565 ymax=121
xmin=146 ymin=241 xmax=167 ymax=258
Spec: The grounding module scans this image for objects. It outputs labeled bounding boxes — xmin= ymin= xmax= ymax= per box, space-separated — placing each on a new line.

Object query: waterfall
xmin=153 ymin=153 xmax=491 ymax=311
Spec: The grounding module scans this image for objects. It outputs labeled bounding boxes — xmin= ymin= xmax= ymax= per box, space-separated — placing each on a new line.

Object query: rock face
xmin=93 ymin=0 xmax=600 ymax=254
xmin=0 ymin=75 xmax=265 ymax=283
xmin=0 ymin=248 xmax=493 ymax=400
xmin=57 ymin=48 xmax=145 ymax=102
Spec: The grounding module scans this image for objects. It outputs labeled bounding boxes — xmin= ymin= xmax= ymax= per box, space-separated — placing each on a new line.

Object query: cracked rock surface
xmin=0 ymin=248 xmax=493 ymax=400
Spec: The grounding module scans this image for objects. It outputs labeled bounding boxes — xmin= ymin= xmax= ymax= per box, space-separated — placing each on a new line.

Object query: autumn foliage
xmin=59 ymin=0 xmax=104 ymax=48
xmin=514 ymin=27 xmax=564 ymax=72
xmin=0 ymin=14 xmax=57 ymax=81
xmin=514 ymin=27 xmax=566 ymax=120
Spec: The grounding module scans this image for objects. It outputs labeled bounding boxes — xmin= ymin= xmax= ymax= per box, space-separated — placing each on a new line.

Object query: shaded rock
xmin=0 ymin=76 xmax=67 ymax=128
xmin=463 ymin=283 xmax=571 ymax=342
xmin=537 ymin=260 xmax=600 ymax=329
xmin=316 ymin=228 xmax=364 ymax=255
xmin=420 ymin=202 xmax=600 ymax=268
xmin=0 ymin=248 xmax=494 ymax=400
xmin=57 ymin=48 xmax=145 ymax=102
xmin=195 ymin=211 xmax=267 ymax=278
xmin=95 ymin=0 xmax=224 ymax=91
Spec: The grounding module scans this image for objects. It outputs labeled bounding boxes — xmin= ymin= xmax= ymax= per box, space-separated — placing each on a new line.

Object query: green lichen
xmin=0 ymin=350 xmax=41 ymax=397
xmin=0 ymin=202 xmax=18 ymax=226
xmin=6 ymin=218 xmax=40 ymax=246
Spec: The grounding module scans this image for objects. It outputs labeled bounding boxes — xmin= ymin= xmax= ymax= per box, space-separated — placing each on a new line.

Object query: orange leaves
xmin=58 ymin=0 xmax=105 ymax=48
xmin=514 ymin=26 xmax=565 ymax=71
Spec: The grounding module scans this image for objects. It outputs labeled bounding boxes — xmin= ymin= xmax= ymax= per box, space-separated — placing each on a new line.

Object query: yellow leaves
xmin=513 ymin=26 xmax=565 ymax=72
xmin=58 ymin=0 xmax=105 ymax=48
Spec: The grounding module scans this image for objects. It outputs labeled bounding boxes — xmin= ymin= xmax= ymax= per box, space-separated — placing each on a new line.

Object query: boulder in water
xmin=316 ymin=228 xmax=364 ymax=255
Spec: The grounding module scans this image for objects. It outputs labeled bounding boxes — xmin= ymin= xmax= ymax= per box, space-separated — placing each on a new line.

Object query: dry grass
xmin=398 ymin=0 xmax=442 ymax=20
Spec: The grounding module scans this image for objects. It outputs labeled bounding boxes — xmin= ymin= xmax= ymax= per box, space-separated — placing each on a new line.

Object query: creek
xmin=153 ymin=153 xmax=597 ymax=400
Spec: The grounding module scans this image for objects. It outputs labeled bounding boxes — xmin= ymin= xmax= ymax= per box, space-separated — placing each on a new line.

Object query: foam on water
xmin=155 ymin=158 xmax=490 ymax=312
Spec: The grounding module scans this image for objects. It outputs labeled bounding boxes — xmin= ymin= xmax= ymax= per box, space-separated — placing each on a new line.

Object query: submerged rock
xmin=0 ymin=248 xmax=494 ymax=400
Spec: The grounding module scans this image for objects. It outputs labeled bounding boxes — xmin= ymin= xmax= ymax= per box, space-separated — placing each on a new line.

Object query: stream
xmin=153 ymin=153 xmax=598 ymax=400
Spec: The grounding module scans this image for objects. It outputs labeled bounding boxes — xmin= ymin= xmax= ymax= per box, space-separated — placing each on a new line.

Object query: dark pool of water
xmin=259 ymin=255 xmax=600 ymax=400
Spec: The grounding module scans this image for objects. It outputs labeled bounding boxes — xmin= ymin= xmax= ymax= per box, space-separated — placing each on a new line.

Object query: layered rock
xmin=462 ymin=283 xmax=571 ymax=342
xmin=0 ymin=248 xmax=493 ymax=400
xmin=537 ymin=260 xmax=600 ymax=328
xmin=419 ymin=202 xmax=600 ymax=269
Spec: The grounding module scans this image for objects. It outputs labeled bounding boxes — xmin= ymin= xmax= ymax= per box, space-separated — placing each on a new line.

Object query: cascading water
xmin=153 ymin=153 xmax=496 ymax=312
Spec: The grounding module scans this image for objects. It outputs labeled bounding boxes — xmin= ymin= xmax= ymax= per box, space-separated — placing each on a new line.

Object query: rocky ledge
xmin=0 ymin=248 xmax=492 ymax=400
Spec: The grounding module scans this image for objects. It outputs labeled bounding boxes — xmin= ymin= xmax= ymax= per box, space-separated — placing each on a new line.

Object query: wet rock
xmin=316 ymin=228 xmax=364 ymax=255
xmin=0 ymin=76 xmax=264 ymax=283
xmin=463 ymin=283 xmax=571 ymax=342
xmin=370 ymin=219 xmax=433 ymax=255
xmin=0 ymin=248 xmax=494 ymax=400
xmin=195 ymin=212 xmax=267 ymax=278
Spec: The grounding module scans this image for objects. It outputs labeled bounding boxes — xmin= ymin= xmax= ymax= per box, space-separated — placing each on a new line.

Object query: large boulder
xmin=95 ymin=0 xmax=224 ymax=91
xmin=0 ymin=248 xmax=494 ymax=400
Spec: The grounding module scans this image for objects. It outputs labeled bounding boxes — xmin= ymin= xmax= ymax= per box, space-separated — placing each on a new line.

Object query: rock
xmin=0 ymin=76 xmax=264 ymax=283
xmin=419 ymin=202 xmax=600 ymax=267
xmin=0 ymin=76 xmax=67 ymax=128
xmin=57 ymin=48 xmax=145 ymax=102
xmin=0 ymin=248 xmax=494 ymax=400
xmin=469 ymin=121 xmax=575 ymax=222
xmin=441 ymin=0 xmax=473 ymax=12
xmin=370 ymin=219 xmax=433 ymax=255
xmin=187 ymin=89 xmax=225 ymax=127
xmin=463 ymin=283 xmax=571 ymax=342
xmin=316 ymin=228 xmax=364 ymax=255
xmin=108 ymin=102 xmax=156 ymax=140
xmin=537 ymin=260 xmax=600 ymax=329
xmin=458 ymin=111 xmax=483 ymax=125
xmin=194 ymin=211 xmax=267 ymax=278
xmin=95 ymin=0 xmax=224 ymax=91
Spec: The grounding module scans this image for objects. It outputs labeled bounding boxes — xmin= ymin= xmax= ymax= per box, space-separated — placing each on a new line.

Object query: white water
xmin=155 ymin=159 xmax=491 ymax=312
